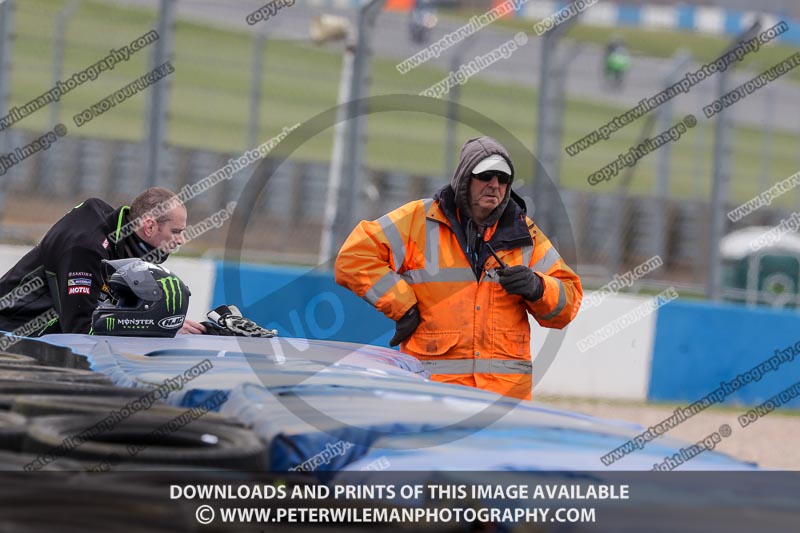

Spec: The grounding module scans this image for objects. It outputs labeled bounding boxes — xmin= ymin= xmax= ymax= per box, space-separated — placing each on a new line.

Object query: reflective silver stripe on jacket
xmin=540 ymin=278 xmax=566 ymax=320
xmin=521 ymin=244 xmax=533 ymax=267
xmin=364 ymin=270 xmax=405 ymax=305
xmin=421 ymin=358 xmax=532 ymax=375
xmin=403 ymin=267 xmax=475 ymax=284
xmin=422 ymin=199 xmax=439 ymax=276
xmin=378 ymin=213 xmax=406 ymax=270
xmin=531 ymin=246 xmax=561 ymax=273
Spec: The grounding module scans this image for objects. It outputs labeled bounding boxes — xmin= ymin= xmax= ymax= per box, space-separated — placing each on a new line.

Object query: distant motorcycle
xmin=604 ymin=38 xmax=630 ymax=88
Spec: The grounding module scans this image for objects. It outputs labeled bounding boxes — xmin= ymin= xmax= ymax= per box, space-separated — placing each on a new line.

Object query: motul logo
xmin=158 ymin=315 xmax=184 ymax=329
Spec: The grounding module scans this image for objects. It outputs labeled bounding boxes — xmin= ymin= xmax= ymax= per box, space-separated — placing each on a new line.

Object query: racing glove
xmin=201 ymin=304 xmax=277 ymax=337
xmin=389 ymin=305 xmax=420 ymax=347
xmin=498 ymin=265 xmax=544 ymax=302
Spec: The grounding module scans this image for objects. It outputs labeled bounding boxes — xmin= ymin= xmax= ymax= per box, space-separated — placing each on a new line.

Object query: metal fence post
xmin=0 ymin=0 xmax=13 ymax=227
xmin=330 ymin=0 xmax=384 ymax=262
xmin=532 ymin=6 xmax=580 ymax=235
xmin=444 ymin=35 xmax=476 ymax=181
xmin=707 ymin=21 xmax=762 ymax=301
xmin=652 ymin=51 xmax=691 ymax=261
xmin=247 ymin=31 xmax=267 ymax=150
xmin=44 ymin=1 xmax=81 ymax=189
xmin=319 ymin=45 xmax=355 ymax=265
xmin=144 ymin=0 xmax=176 ymax=189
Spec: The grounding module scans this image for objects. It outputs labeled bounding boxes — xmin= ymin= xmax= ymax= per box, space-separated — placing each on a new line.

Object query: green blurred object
xmin=606 ymin=51 xmax=630 ymax=73
xmin=721 ymin=228 xmax=800 ymax=309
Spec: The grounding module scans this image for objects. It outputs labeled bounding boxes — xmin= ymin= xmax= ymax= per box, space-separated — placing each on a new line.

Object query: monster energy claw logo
xmin=158 ymin=276 xmax=183 ymax=313
xmin=106 ymin=317 xmax=115 ymax=331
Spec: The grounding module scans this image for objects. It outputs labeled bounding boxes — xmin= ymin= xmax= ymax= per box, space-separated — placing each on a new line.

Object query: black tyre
xmin=0 ymin=450 xmax=86 ymax=471
xmin=0 ymin=369 xmax=112 ymax=385
xmin=0 ymin=412 xmax=26 ymax=452
xmin=0 ymin=478 xmax=198 ymax=532
xmin=0 ymin=353 xmax=39 ymax=366
xmin=12 ymin=395 xmax=242 ymax=427
xmin=0 ymin=379 xmax=147 ymax=398
xmin=23 ymin=414 xmax=267 ymax=470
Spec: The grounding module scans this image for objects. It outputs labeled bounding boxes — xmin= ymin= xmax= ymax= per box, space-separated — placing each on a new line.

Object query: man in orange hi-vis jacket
xmin=335 ymin=137 xmax=582 ymax=400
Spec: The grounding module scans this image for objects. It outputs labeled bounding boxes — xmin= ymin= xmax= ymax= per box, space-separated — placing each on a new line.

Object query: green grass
xmin=10 ymin=0 xmax=800 ymax=208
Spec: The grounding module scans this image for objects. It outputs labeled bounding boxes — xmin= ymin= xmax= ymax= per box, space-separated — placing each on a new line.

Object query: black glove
xmin=389 ymin=305 xmax=420 ymax=347
xmin=201 ymin=304 xmax=278 ymax=337
xmin=498 ymin=265 xmax=544 ymax=302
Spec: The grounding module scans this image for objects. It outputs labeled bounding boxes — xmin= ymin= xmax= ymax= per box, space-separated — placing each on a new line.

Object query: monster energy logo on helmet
xmin=158 ymin=276 xmax=183 ymax=313
xmin=106 ymin=317 xmax=115 ymax=331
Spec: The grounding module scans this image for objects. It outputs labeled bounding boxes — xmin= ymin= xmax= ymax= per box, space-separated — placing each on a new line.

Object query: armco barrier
xmin=649 ymin=299 xmax=800 ymax=408
xmin=212 ymin=261 xmax=395 ymax=347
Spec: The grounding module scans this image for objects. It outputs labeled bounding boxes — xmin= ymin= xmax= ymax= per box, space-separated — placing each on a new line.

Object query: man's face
xmin=141 ymin=205 xmax=187 ymax=252
xmin=469 ymin=173 xmax=508 ymax=220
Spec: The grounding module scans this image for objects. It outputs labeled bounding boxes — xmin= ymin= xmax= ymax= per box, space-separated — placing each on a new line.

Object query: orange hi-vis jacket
xmin=335 ymin=186 xmax=582 ymax=400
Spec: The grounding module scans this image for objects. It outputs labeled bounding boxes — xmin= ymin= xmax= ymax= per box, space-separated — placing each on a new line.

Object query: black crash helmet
xmin=91 ymin=258 xmax=191 ymax=337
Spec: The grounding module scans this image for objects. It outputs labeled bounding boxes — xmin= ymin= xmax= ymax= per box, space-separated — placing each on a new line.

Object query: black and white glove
xmin=498 ymin=266 xmax=544 ymax=302
xmin=201 ymin=304 xmax=277 ymax=337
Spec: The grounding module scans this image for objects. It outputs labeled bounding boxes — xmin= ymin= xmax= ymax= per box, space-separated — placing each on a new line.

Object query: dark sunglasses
xmin=473 ymin=171 xmax=512 ymax=184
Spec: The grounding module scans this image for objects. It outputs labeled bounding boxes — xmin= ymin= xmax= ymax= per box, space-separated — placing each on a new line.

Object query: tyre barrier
xmin=0 ymin=367 xmax=113 ymax=385
xmin=22 ymin=413 xmax=268 ymax=470
xmin=0 ymin=379 xmax=140 ymax=397
xmin=0 ymin=477 xmax=199 ymax=533
xmin=11 ymin=395 xmax=243 ymax=427
xmin=0 ymin=412 xmax=26 ymax=452
xmin=0 ymin=450 xmax=86 ymax=471
xmin=0 ymin=353 xmax=39 ymax=366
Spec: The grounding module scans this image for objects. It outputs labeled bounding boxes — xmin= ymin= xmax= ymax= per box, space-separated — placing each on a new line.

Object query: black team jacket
xmin=0 ymin=198 xmax=157 ymax=335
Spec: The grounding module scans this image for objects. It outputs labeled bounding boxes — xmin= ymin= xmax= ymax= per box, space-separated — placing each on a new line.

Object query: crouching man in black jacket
xmin=0 ymin=187 xmax=206 ymax=335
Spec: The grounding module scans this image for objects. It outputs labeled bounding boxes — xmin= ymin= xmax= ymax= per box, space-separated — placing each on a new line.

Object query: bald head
xmin=131 ymin=187 xmax=187 ymax=252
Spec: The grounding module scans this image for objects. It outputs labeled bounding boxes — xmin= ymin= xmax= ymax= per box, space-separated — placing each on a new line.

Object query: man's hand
xmin=179 ymin=319 xmax=207 ymax=335
xmin=498 ymin=265 xmax=544 ymax=301
xmin=389 ymin=305 xmax=420 ymax=347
